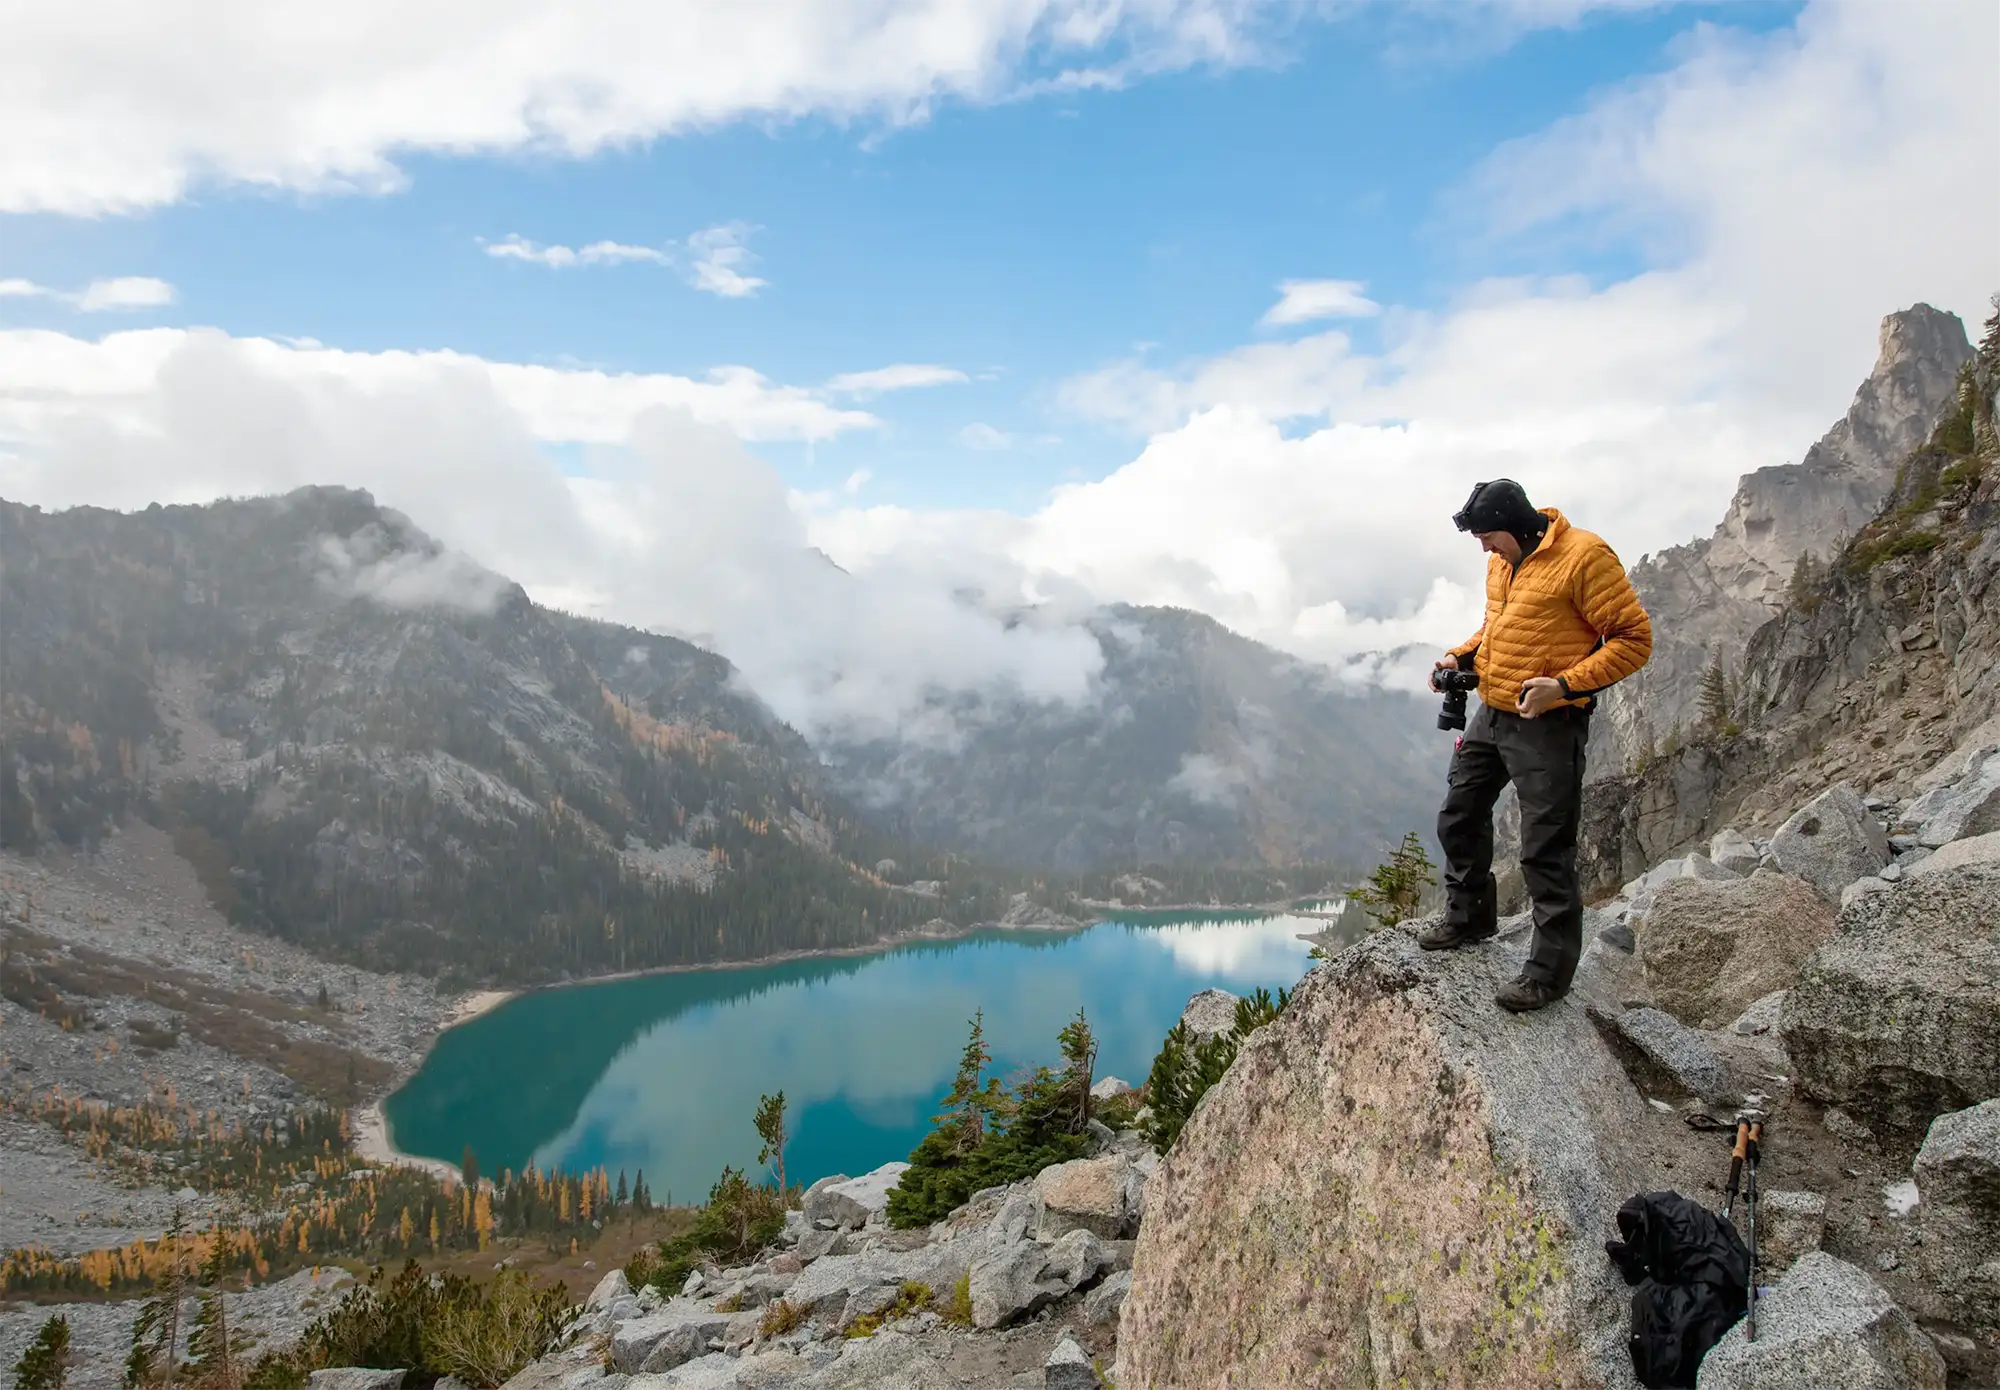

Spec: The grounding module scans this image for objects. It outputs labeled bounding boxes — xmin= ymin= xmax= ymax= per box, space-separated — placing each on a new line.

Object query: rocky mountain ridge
xmin=1595 ymin=304 xmax=1974 ymax=775
xmin=820 ymin=605 xmax=1439 ymax=873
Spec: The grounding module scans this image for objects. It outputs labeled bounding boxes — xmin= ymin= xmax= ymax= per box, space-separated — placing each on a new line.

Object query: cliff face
xmin=1594 ymin=305 xmax=1972 ymax=774
xmin=1580 ymin=330 xmax=2000 ymax=895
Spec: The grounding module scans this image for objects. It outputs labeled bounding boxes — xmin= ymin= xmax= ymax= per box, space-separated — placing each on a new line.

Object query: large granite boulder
xmin=1178 ymin=988 xmax=1240 ymax=1041
xmin=1045 ymin=1334 xmax=1097 ymax=1390
xmin=608 ymin=1303 xmax=733 ymax=1373
xmin=1709 ymin=827 xmax=1763 ymax=876
xmin=1640 ymin=871 xmax=1835 ymax=1028
xmin=1768 ymin=783 xmax=1891 ymax=903
xmin=1695 ymin=1252 xmax=1945 ymax=1389
xmin=585 ymin=1267 xmax=631 ymax=1311
xmin=1034 ymin=1154 xmax=1141 ymax=1240
xmin=1782 ymin=866 xmax=2000 ymax=1139
xmin=1586 ymin=1003 xmax=1728 ymax=1100
xmin=1901 ymin=750 xmax=2000 ymax=847
xmin=966 ymin=1228 xmax=1108 ymax=1330
xmin=1623 ymin=853 xmax=1739 ymax=917
xmin=1906 ymin=829 xmax=2000 ymax=878
xmin=801 ymin=1163 xmax=909 ymax=1230
xmin=1913 ymin=1099 xmax=2000 ymax=1335
xmin=309 ymin=1374 xmax=404 ymax=1390
xmin=1755 ymin=1190 xmax=1828 ymax=1278
xmin=791 ymin=1330 xmax=957 ymax=1390
xmin=1117 ymin=921 xmax=1649 ymax=1390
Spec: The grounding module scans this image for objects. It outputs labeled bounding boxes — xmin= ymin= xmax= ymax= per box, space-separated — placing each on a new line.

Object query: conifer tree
xmin=615 ymin=1171 xmax=629 ymax=1207
xmin=1346 ymin=832 xmax=1436 ymax=927
xmin=935 ymin=1011 xmax=997 ymax=1157
xmin=1698 ymin=653 xmax=1739 ymax=736
xmin=1056 ymin=1008 xmax=1097 ymax=1134
xmin=125 ymin=1207 xmax=189 ymax=1390
xmin=460 ymin=1146 xmax=480 ymax=1189
xmin=753 ymin=1092 xmax=789 ymax=1198
xmin=186 ymin=1236 xmax=236 ymax=1390
xmin=12 ymin=1314 xmax=70 ymax=1390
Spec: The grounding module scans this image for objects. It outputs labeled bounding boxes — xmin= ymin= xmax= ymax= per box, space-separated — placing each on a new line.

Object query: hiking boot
xmin=1416 ymin=920 xmax=1496 ymax=952
xmin=1495 ymin=975 xmax=1567 ymax=1013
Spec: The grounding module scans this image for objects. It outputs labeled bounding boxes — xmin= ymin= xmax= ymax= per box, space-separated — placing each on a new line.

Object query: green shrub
xmin=1142 ymin=988 xmax=1291 ymax=1155
xmin=637 ymin=1167 xmax=788 ymax=1296
xmin=886 ymin=1010 xmax=1111 ymax=1230
xmin=12 ymin=1314 xmax=70 ymax=1390
xmin=248 ymin=1261 xmax=572 ymax=1388
xmin=757 ymin=1300 xmax=810 ymax=1339
xmin=844 ymin=1282 xmax=935 ymax=1338
xmin=422 ymin=1271 xmax=572 ymax=1387
xmin=942 ymin=1274 xmax=974 ymax=1328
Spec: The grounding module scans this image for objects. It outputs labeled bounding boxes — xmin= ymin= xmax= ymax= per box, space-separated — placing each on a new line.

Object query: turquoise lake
xmin=382 ymin=910 xmax=1353 ymax=1203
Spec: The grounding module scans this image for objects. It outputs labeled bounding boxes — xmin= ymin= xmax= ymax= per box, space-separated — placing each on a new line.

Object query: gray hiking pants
xmin=1436 ymin=701 xmax=1590 ymax=990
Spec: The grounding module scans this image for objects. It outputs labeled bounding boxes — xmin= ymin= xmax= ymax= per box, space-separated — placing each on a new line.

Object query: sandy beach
xmin=447 ymin=988 xmax=518 ymax=1027
xmin=351 ymin=1100 xmax=466 ymax=1183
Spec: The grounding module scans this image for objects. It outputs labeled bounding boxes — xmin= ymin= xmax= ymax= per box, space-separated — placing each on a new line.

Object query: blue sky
xmin=4 ymin=2 xmax=1801 ymax=512
xmin=1 ymin=0 xmax=1992 ymax=736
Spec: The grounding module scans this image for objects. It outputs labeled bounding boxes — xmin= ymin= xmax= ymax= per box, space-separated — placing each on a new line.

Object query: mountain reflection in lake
xmin=383 ymin=911 xmax=1350 ymax=1203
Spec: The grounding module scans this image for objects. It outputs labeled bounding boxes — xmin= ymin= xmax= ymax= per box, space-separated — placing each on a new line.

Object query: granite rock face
xmin=1117 ymin=921 xmax=1648 ymax=1390
xmin=1695 ymin=1252 xmax=1946 ymax=1390
xmin=1783 ymin=867 xmax=2000 ymax=1139
xmin=1913 ymin=1099 xmax=2000 ymax=1335
xmin=1639 ymin=871 xmax=1835 ymax=1028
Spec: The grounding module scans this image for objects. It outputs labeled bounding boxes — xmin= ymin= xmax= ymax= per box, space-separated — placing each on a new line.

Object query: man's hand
xmin=1431 ymin=657 xmax=1457 ymax=693
xmin=1516 ymin=676 xmax=1564 ymax=719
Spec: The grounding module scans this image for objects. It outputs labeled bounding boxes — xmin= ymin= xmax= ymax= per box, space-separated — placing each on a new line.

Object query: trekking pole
xmin=1744 ymin=1119 xmax=1763 ymax=1342
xmin=1722 ymin=1119 xmax=1749 ymax=1223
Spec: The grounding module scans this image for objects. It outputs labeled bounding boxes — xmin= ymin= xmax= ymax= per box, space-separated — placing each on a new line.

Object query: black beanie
xmin=1452 ymin=478 xmax=1546 ymax=548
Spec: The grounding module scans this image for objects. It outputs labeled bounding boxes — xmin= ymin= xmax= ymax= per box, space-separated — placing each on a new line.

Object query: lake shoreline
xmin=363 ymin=902 xmax=1329 ymax=1178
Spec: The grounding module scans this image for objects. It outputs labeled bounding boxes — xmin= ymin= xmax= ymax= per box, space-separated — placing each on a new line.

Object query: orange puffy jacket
xmin=1448 ymin=508 xmax=1652 ymax=715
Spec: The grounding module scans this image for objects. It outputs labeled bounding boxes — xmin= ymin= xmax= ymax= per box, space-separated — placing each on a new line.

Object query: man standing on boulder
xmin=1425 ymin=479 xmax=1652 ymax=1012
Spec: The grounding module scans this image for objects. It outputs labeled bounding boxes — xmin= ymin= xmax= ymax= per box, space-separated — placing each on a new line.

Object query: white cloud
xmin=4 ymin=0 xmax=1725 ymax=218
xmin=0 ymin=326 xmax=1100 ymax=741
xmin=1261 ymin=278 xmax=1380 ymax=326
xmin=825 ymin=364 xmax=970 ymax=396
xmin=0 ymin=275 xmax=178 ymax=312
xmin=958 ymin=422 xmax=1013 ymax=450
xmin=683 ymin=224 xmax=766 ymax=299
xmin=482 ymin=228 xmax=762 ymax=295
xmin=0 ymin=328 xmax=878 ymax=455
xmin=482 ymin=235 xmax=669 ymax=268
xmin=1 ymin=0 xmax=1990 ymax=738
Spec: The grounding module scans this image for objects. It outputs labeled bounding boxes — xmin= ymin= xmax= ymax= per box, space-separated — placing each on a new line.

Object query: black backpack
xmin=1606 ymin=1191 xmax=1750 ymax=1388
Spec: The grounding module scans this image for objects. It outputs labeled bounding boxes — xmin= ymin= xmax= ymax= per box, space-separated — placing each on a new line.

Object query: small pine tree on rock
xmin=13 ymin=1314 xmax=70 ymax=1390
xmin=754 ymin=1091 xmax=789 ymax=1198
xmin=1057 ymin=1008 xmax=1098 ymax=1134
xmin=1346 ymin=831 xmax=1436 ymax=928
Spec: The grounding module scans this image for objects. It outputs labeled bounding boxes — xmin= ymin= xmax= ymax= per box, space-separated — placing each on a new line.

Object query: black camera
xmin=1432 ymin=668 xmax=1477 ymax=731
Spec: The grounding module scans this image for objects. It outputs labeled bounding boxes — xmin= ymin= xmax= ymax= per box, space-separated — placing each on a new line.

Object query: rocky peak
xmin=1595 ymin=305 xmax=1972 ymax=771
